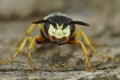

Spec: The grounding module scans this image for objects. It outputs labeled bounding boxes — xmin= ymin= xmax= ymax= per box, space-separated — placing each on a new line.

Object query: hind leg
xmin=76 ymin=27 xmax=110 ymax=60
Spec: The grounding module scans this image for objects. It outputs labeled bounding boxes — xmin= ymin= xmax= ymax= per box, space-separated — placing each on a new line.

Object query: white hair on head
xmin=45 ymin=12 xmax=66 ymax=19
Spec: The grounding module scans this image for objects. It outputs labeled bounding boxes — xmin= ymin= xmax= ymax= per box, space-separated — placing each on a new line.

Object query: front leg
xmin=26 ymin=35 xmax=46 ymax=72
xmin=68 ymin=40 xmax=94 ymax=72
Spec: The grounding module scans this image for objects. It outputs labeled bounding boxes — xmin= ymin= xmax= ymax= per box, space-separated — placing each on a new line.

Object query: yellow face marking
xmin=48 ymin=24 xmax=70 ymax=38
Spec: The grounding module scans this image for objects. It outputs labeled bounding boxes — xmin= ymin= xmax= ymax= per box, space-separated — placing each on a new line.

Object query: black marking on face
xmin=43 ymin=15 xmax=75 ymax=36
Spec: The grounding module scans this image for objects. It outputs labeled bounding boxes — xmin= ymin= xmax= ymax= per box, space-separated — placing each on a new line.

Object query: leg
xmin=76 ymin=27 xmax=110 ymax=59
xmin=0 ymin=35 xmax=45 ymax=72
xmin=27 ymin=36 xmax=36 ymax=72
xmin=69 ymin=40 xmax=94 ymax=72
xmin=16 ymin=24 xmax=36 ymax=46
xmin=0 ymin=37 xmax=31 ymax=64
xmin=16 ymin=24 xmax=43 ymax=46
xmin=25 ymin=24 xmax=42 ymax=37
xmin=26 ymin=35 xmax=46 ymax=72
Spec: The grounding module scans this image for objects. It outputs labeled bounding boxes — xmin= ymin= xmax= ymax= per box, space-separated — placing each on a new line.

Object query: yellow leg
xmin=25 ymin=24 xmax=36 ymax=35
xmin=0 ymin=35 xmax=43 ymax=72
xmin=16 ymin=24 xmax=36 ymax=46
xmin=16 ymin=24 xmax=44 ymax=46
xmin=27 ymin=37 xmax=36 ymax=72
xmin=77 ymin=40 xmax=94 ymax=72
xmin=0 ymin=37 xmax=29 ymax=64
xmin=68 ymin=40 xmax=94 ymax=72
xmin=76 ymin=27 xmax=109 ymax=59
xmin=26 ymin=35 xmax=43 ymax=72
xmin=24 ymin=24 xmax=42 ymax=38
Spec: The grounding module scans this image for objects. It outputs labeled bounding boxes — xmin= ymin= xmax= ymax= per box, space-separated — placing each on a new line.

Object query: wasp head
xmin=48 ymin=24 xmax=70 ymax=45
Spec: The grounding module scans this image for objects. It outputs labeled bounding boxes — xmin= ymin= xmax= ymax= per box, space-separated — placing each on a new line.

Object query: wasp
xmin=0 ymin=13 xmax=108 ymax=72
